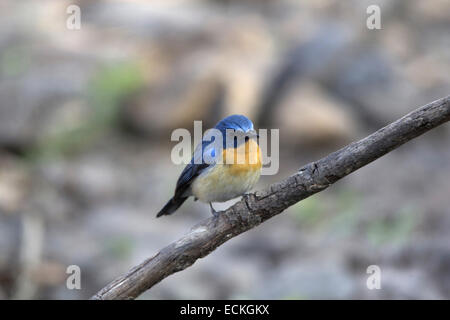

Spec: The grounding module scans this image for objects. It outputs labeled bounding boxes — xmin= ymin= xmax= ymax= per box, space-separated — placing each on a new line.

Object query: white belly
xmin=191 ymin=164 xmax=261 ymax=203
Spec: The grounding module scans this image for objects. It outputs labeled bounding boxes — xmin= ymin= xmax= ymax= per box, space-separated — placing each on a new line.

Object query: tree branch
xmin=91 ymin=95 xmax=450 ymax=300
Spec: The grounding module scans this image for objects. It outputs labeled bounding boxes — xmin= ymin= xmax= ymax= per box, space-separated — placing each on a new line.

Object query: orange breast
xmin=222 ymin=139 xmax=262 ymax=174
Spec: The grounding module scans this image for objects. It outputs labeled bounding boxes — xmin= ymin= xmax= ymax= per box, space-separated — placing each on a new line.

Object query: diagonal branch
xmin=91 ymin=95 xmax=450 ymax=300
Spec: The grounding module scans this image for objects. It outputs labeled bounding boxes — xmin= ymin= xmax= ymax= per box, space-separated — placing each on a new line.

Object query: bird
xmin=157 ymin=114 xmax=262 ymax=218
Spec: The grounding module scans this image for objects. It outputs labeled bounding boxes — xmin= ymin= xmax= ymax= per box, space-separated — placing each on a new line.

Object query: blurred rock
xmin=275 ymin=82 xmax=359 ymax=145
xmin=217 ymin=17 xmax=274 ymax=118
xmin=0 ymin=48 xmax=96 ymax=148
xmin=30 ymin=260 xmax=66 ymax=286
xmin=319 ymin=45 xmax=398 ymax=128
xmin=256 ymin=23 xmax=354 ymax=128
xmin=123 ymin=73 xmax=225 ymax=136
xmin=0 ymin=155 xmax=30 ymax=213
xmin=405 ymin=54 xmax=450 ymax=91
xmin=409 ymin=0 xmax=450 ymax=22
xmin=36 ymin=99 xmax=91 ymax=142
xmin=253 ymin=262 xmax=354 ymax=299
xmin=40 ymin=157 xmax=126 ymax=206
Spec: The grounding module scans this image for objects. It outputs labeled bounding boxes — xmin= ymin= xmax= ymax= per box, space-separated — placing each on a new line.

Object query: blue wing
xmin=174 ymin=140 xmax=217 ymax=198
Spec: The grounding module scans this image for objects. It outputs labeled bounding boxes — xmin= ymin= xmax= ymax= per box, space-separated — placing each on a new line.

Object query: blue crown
xmin=214 ymin=115 xmax=254 ymax=135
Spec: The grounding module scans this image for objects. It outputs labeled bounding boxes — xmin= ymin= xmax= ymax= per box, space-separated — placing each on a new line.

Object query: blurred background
xmin=0 ymin=0 xmax=450 ymax=299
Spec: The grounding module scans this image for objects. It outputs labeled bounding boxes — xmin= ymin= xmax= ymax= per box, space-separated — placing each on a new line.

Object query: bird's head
xmin=214 ymin=115 xmax=258 ymax=149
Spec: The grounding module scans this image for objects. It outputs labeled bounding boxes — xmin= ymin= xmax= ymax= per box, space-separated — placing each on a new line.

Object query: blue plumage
xmin=215 ymin=114 xmax=254 ymax=135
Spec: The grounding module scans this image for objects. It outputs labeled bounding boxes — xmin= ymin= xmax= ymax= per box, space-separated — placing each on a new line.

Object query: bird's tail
xmin=156 ymin=197 xmax=188 ymax=217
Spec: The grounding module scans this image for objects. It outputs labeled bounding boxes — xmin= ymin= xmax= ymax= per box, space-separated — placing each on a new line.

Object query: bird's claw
xmin=210 ymin=203 xmax=220 ymax=227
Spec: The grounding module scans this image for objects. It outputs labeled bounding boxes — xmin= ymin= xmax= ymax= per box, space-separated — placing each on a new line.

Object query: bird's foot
xmin=210 ymin=203 xmax=220 ymax=227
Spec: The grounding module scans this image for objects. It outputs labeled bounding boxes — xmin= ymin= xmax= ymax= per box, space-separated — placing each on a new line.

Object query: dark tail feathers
xmin=156 ymin=197 xmax=188 ymax=217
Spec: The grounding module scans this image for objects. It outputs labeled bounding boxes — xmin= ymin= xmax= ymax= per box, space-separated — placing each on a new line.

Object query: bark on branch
xmin=92 ymin=95 xmax=450 ymax=300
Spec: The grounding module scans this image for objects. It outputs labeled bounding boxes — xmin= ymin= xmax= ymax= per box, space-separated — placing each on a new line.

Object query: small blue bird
xmin=157 ymin=115 xmax=262 ymax=218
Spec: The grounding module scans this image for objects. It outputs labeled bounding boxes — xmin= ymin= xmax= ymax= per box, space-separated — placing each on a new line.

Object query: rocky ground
xmin=0 ymin=0 xmax=449 ymax=299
